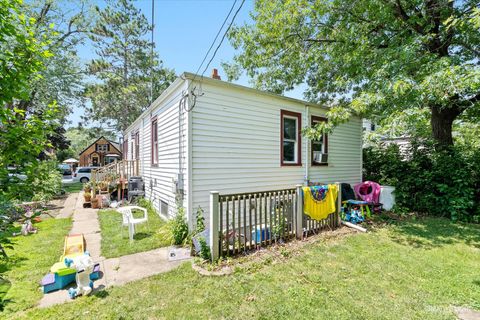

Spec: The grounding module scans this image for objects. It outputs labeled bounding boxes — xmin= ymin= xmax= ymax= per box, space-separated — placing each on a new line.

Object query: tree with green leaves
xmin=85 ymin=0 xmax=176 ymax=132
xmin=0 ymin=0 xmax=58 ymax=179
xmin=13 ymin=0 xmax=93 ymax=124
xmin=226 ymin=0 xmax=480 ymax=147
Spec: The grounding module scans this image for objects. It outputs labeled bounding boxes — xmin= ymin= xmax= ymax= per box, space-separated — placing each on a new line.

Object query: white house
xmin=122 ymin=71 xmax=362 ymax=225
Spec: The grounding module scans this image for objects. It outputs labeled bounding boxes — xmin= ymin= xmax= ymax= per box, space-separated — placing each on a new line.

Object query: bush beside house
xmin=363 ymin=141 xmax=480 ymax=222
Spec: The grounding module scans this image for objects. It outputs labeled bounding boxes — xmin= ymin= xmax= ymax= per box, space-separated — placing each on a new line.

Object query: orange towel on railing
xmin=303 ymin=184 xmax=338 ymax=221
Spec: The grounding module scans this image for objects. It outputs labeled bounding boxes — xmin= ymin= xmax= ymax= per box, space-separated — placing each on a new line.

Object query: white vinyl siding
xmin=123 ymin=80 xmax=188 ymax=219
xmin=123 ymin=74 xmax=362 ymax=225
xmin=190 ymin=81 xmax=362 ymax=219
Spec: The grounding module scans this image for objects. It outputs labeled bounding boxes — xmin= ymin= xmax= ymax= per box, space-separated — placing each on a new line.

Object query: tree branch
xmin=385 ymin=0 xmax=426 ymax=35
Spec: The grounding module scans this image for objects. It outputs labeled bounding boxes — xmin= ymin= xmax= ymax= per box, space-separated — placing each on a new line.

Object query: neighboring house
xmin=78 ymin=136 xmax=122 ymax=167
xmin=123 ymin=71 xmax=362 ymax=224
xmin=362 ymin=119 xmax=412 ymax=152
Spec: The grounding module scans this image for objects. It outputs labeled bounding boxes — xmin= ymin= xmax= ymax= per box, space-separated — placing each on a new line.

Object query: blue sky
xmin=69 ymin=0 xmax=304 ymax=127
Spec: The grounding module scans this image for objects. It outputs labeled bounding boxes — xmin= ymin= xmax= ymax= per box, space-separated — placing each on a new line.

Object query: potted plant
xmin=84 ymin=192 xmax=92 ymax=202
xmin=99 ymin=181 xmax=108 ymax=192
xmin=83 ymin=182 xmax=92 ymax=193
xmin=91 ymin=196 xmax=99 ymax=209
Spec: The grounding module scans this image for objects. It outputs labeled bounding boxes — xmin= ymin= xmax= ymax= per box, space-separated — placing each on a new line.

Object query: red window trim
xmin=134 ymin=131 xmax=140 ymax=160
xmin=151 ymin=117 xmax=158 ymax=166
xmin=280 ymin=109 xmax=302 ymax=166
xmin=123 ymin=138 xmax=128 ymax=160
xmin=311 ymin=115 xmax=328 ymax=166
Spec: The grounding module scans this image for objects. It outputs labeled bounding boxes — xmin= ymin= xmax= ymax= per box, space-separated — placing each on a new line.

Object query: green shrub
xmin=363 ymin=141 xmax=479 ymax=222
xmin=194 ymin=206 xmax=205 ymax=234
xmin=198 ymin=236 xmax=211 ymax=261
xmin=171 ymin=206 xmax=189 ymax=245
xmin=29 ymin=161 xmax=62 ymax=202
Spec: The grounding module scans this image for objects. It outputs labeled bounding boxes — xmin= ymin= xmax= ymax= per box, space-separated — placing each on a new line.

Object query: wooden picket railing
xmin=91 ymin=159 xmax=139 ymax=184
xmin=209 ymin=183 xmax=342 ymax=260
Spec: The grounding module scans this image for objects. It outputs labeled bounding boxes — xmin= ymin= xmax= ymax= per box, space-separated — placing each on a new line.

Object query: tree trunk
xmin=430 ymin=106 xmax=460 ymax=147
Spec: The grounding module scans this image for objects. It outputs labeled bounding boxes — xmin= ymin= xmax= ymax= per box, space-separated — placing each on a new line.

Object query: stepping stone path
xmin=39 ymin=192 xmax=190 ymax=308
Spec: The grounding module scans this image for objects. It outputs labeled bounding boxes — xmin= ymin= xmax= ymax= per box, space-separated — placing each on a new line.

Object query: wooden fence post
xmin=209 ymin=191 xmax=220 ymax=262
xmin=295 ymin=184 xmax=303 ymax=239
xmin=336 ymin=182 xmax=342 ymax=227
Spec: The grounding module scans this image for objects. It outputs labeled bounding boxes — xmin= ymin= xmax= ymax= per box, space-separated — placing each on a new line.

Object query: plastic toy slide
xmin=41 ymin=234 xmax=100 ymax=294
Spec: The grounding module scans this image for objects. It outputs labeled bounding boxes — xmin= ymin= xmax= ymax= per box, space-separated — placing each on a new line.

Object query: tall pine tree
xmin=85 ymin=0 xmax=175 ymax=132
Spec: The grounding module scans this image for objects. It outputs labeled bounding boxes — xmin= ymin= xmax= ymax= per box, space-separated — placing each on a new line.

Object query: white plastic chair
xmin=117 ymin=206 xmax=148 ymax=240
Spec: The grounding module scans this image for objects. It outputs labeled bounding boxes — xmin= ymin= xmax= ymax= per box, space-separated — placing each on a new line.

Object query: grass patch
xmin=13 ymin=217 xmax=480 ymax=319
xmin=98 ymin=207 xmax=171 ymax=258
xmin=0 ymin=218 xmax=71 ymax=316
xmin=62 ymin=182 xmax=83 ymax=194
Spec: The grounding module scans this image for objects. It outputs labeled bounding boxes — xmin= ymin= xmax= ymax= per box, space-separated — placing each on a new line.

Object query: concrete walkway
xmin=39 ymin=192 xmax=189 ymax=308
xmin=56 ymin=192 xmax=80 ymax=219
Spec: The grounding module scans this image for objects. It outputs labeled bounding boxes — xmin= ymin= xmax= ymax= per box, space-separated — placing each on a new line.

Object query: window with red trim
xmin=281 ymin=110 xmax=302 ymax=166
xmin=151 ymin=118 xmax=158 ymax=165
xmin=134 ymin=131 xmax=140 ymax=160
xmin=311 ymin=116 xmax=328 ymax=165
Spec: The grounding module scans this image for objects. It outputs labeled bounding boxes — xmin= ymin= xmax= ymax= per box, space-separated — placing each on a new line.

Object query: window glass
xmin=311 ymin=117 xmax=328 ymax=165
xmin=283 ymin=118 xmax=297 ymax=140
xmin=283 ymin=141 xmax=295 ymax=162
xmin=281 ymin=111 xmax=301 ymax=165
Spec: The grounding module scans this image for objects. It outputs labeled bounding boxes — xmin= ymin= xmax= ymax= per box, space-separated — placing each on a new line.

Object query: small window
xmin=160 ymin=199 xmax=168 ymax=216
xmin=311 ymin=116 xmax=328 ymax=166
xmin=78 ymin=168 xmax=91 ymax=173
xmin=135 ymin=131 xmax=140 ymax=160
xmin=96 ymin=144 xmax=108 ymax=152
xmin=281 ymin=110 xmax=302 ymax=166
xmin=123 ymin=139 xmax=128 ymax=160
xmin=151 ymin=118 xmax=158 ymax=165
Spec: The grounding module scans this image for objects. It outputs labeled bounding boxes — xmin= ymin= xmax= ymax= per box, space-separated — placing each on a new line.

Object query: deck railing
xmin=91 ymin=159 xmax=139 ymax=184
xmin=209 ymin=183 xmax=342 ymax=260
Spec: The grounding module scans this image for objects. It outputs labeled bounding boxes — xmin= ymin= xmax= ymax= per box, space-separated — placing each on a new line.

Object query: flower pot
xmin=84 ymin=194 xmax=91 ymax=202
xmin=91 ymin=198 xmax=99 ymax=209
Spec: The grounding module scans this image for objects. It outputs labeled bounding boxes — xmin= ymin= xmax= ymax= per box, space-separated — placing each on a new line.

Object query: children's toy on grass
xmin=12 ymin=209 xmax=39 ymax=236
xmin=65 ymin=252 xmax=95 ymax=299
xmin=41 ymin=234 xmax=100 ymax=295
xmin=341 ymin=199 xmax=372 ymax=224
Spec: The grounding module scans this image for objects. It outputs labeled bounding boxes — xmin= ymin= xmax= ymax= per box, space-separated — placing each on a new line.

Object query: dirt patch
xmin=192 ymin=226 xmax=359 ymax=276
xmin=454 ymin=306 xmax=480 ymax=320
xmin=38 ymin=196 xmax=68 ymax=219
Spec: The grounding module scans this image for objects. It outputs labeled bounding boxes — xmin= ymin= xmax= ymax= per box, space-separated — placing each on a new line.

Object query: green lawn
xmin=98 ymin=207 xmax=172 ymax=258
xmin=11 ymin=217 xmax=480 ymax=320
xmin=0 ymin=218 xmax=71 ymax=316
xmin=62 ymin=182 xmax=83 ymax=194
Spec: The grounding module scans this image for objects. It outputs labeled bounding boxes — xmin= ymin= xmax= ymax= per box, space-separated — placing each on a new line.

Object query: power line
xmin=200 ymin=0 xmax=245 ymax=78
xmin=184 ymin=0 xmax=246 ymax=113
xmin=192 ymin=0 xmax=238 ymax=81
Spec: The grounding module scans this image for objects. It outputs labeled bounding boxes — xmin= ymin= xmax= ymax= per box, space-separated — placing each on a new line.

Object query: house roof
xmin=124 ymin=72 xmax=330 ymax=134
xmin=78 ymin=136 xmax=122 ymax=156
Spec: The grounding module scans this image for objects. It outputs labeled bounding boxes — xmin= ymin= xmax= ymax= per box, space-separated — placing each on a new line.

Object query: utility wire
xmin=200 ymin=0 xmax=246 ymax=78
xmin=191 ymin=0 xmax=238 ymax=84
xmin=184 ymin=0 xmax=246 ymax=113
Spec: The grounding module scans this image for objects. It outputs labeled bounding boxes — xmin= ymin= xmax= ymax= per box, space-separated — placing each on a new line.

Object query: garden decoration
xmin=41 ymin=234 xmax=100 ymax=294
xmin=65 ymin=252 xmax=95 ymax=299
xmin=12 ymin=208 xmax=38 ymax=236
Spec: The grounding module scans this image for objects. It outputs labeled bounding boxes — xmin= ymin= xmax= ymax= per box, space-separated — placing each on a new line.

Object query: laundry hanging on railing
xmin=303 ymin=184 xmax=338 ymax=221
